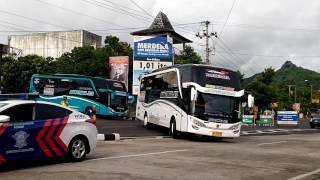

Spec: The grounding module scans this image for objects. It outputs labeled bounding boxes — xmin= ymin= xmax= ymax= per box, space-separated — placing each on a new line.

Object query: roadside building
xmin=8 ymin=30 xmax=101 ymax=58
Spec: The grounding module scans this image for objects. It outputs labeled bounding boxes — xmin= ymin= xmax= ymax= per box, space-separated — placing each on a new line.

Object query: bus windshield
xmin=194 ymin=92 xmax=240 ymax=123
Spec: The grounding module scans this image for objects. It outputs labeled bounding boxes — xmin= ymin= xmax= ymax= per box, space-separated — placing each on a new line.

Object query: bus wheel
xmin=144 ymin=115 xmax=151 ymax=129
xmin=169 ymin=119 xmax=178 ymax=139
xmin=85 ymin=107 xmax=93 ymax=116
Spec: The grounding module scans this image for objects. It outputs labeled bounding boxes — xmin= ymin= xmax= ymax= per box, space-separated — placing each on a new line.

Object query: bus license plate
xmin=212 ymin=132 xmax=222 ymax=137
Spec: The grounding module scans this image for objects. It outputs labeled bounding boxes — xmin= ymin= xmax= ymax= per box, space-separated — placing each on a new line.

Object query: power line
xmin=0 ymin=9 xmax=73 ymax=30
xmin=128 ymin=0 xmax=154 ymax=17
xmin=80 ymin=0 xmax=153 ymax=25
xmin=216 ymin=37 xmax=257 ymax=74
xmin=33 ymin=0 xmax=129 ymax=28
xmin=216 ymin=51 xmax=320 ymax=58
xmin=219 ymin=0 xmax=237 ymax=37
xmin=196 ymin=21 xmax=217 ymax=64
xmin=215 ymin=52 xmax=239 ymax=70
xmin=0 ymin=22 xmax=201 ymax=33
xmin=101 ymin=0 xmax=153 ymax=17
xmin=100 ymin=0 xmax=153 ymax=21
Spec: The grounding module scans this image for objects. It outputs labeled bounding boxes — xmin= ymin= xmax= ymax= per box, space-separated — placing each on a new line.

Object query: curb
xmin=97 ymin=133 xmax=120 ymax=141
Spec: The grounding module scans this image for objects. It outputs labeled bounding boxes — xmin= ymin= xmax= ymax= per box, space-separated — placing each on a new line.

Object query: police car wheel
xmin=68 ymin=137 xmax=87 ymax=162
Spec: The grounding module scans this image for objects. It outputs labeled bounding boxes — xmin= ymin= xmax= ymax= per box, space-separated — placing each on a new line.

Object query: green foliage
xmin=245 ymin=67 xmax=278 ymax=110
xmin=175 ymin=45 xmax=202 ymax=64
xmin=1 ymin=35 xmax=134 ymax=93
xmin=1 ymin=55 xmax=55 ymax=92
xmin=54 ymin=46 xmax=109 ymax=77
xmin=245 ymin=61 xmax=320 ymax=111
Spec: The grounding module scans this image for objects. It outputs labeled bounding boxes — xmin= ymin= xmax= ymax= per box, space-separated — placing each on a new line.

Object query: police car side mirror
xmin=0 ymin=115 xmax=10 ymax=123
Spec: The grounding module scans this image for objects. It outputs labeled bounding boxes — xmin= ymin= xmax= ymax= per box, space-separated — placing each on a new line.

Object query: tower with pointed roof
xmin=131 ymin=12 xmax=191 ymax=94
xmin=131 ymin=12 xmax=192 ymax=44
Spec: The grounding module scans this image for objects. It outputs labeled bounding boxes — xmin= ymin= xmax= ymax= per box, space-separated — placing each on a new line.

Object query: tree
xmin=1 ymin=55 xmax=55 ymax=92
xmin=175 ymin=45 xmax=202 ymax=64
xmin=55 ymin=35 xmax=134 ymax=92
xmin=55 ymin=46 xmax=109 ymax=77
xmin=245 ymin=67 xmax=278 ymax=110
xmin=1 ymin=35 xmax=134 ymax=93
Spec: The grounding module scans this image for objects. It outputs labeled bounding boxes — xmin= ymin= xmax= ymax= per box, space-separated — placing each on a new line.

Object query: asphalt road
xmin=1 ymin=134 xmax=320 ymax=180
xmin=96 ymin=118 xmax=317 ymax=137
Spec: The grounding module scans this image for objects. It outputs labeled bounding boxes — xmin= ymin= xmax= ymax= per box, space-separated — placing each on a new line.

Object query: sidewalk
xmin=241 ymin=119 xmax=311 ymax=131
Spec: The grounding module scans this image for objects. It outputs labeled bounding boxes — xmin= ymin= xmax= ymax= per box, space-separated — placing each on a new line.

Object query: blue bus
xmin=29 ymin=74 xmax=129 ymax=117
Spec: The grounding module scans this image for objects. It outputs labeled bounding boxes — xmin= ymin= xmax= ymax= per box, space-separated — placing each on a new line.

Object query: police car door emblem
xmin=12 ymin=131 xmax=29 ymax=149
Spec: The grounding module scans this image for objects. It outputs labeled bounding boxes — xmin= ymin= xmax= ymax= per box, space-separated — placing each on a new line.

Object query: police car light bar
xmin=0 ymin=93 xmax=39 ymax=101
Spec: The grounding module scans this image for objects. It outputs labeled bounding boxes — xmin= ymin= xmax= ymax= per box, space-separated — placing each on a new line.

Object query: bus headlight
xmin=229 ymin=123 xmax=241 ymax=130
xmin=193 ymin=119 xmax=206 ymax=128
xmin=109 ymin=108 xmax=115 ymax=113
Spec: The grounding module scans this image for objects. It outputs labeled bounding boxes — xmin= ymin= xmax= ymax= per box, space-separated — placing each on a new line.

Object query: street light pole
xmin=288 ymin=85 xmax=297 ymax=103
xmin=310 ymin=85 xmax=313 ymax=103
xmin=304 ymin=80 xmax=313 ymax=104
xmin=294 ymin=86 xmax=297 ymax=103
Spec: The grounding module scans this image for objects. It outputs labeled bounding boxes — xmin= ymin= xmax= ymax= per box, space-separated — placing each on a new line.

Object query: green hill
xmin=244 ymin=61 xmax=320 ymax=91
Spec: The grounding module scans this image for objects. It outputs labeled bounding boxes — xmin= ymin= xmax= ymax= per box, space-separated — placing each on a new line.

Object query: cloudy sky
xmin=1 ymin=0 xmax=320 ymax=77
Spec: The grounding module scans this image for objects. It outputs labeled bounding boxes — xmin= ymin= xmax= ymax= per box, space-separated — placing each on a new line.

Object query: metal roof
xmin=131 ymin=12 xmax=192 ymax=44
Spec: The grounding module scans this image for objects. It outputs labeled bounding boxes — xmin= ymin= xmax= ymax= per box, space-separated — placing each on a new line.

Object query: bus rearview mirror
xmin=190 ymin=87 xmax=197 ymax=102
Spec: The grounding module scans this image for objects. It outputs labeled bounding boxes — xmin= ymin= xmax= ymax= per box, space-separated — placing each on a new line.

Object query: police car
xmin=0 ymin=99 xmax=97 ymax=165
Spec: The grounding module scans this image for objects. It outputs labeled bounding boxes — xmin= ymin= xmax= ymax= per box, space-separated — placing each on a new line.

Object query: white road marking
xmin=87 ymin=149 xmax=189 ymax=162
xmin=257 ymin=141 xmax=288 ymax=146
xmin=288 ymin=168 xmax=320 ymax=180
xmin=241 ymin=131 xmax=249 ymax=135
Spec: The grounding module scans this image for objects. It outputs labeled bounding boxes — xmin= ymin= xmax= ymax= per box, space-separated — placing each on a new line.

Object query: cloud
xmin=0 ymin=0 xmax=319 ymax=77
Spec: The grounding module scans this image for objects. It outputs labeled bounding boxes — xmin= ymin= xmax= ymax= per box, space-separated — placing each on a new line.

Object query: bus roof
xmin=152 ymin=64 xmax=237 ymax=74
xmin=150 ymin=64 xmax=242 ymax=91
xmin=31 ymin=74 xmax=127 ymax=91
xmin=32 ymin=74 xmax=118 ymax=82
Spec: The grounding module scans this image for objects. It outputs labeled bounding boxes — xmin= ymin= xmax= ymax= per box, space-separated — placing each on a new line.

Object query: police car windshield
xmin=0 ymin=103 xmax=7 ymax=108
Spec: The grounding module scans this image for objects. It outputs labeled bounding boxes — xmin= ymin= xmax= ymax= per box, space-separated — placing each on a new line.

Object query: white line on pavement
xmin=288 ymin=168 xmax=320 ymax=180
xmin=257 ymin=141 xmax=288 ymax=146
xmin=87 ymin=149 xmax=189 ymax=162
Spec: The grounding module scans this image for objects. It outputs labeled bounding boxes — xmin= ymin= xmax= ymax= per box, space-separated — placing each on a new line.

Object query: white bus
xmin=136 ymin=64 xmax=244 ymax=138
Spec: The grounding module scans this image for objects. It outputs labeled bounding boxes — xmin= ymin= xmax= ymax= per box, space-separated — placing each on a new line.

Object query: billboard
xmin=109 ymin=56 xmax=129 ymax=89
xmin=277 ymin=111 xmax=299 ymax=125
xmin=132 ymin=35 xmax=174 ymax=95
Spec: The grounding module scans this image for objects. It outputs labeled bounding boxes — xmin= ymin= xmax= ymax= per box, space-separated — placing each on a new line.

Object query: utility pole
xmin=288 ymin=85 xmax=292 ymax=102
xmin=294 ymin=86 xmax=297 ymax=103
xmin=288 ymin=85 xmax=297 ymax=103
xmin=196 ymin=21 xmax=217 ymax=65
